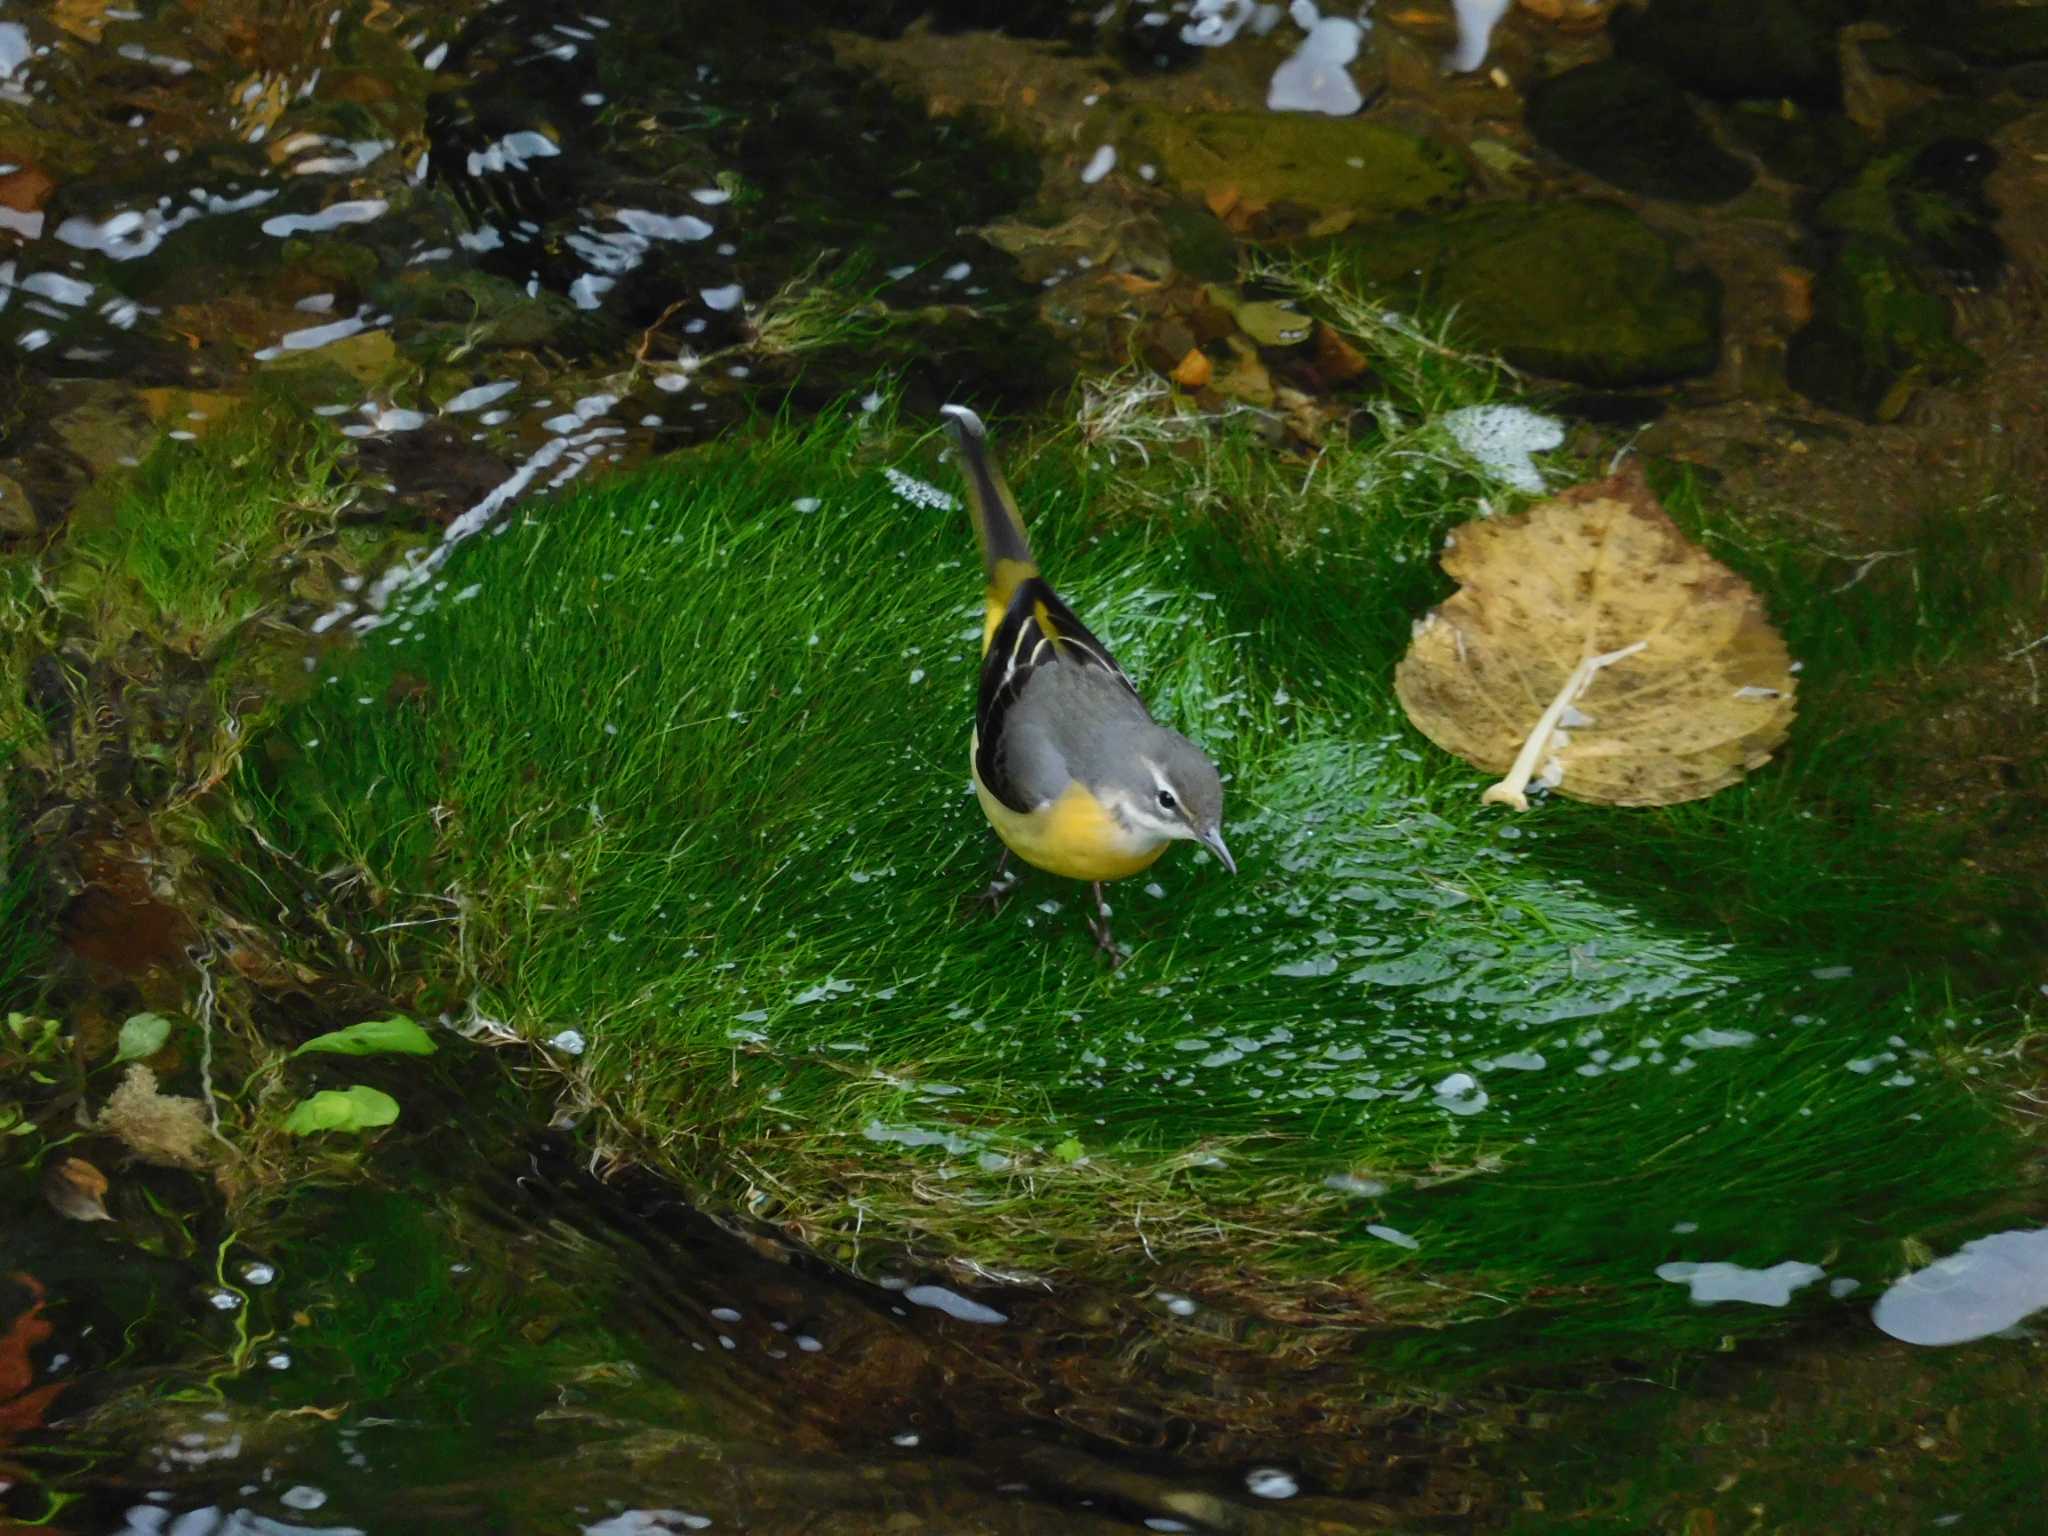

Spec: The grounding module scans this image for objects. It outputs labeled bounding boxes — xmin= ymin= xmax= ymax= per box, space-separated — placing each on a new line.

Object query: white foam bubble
xmin=902 ymin=1284 xmax=1008 ymax=1325
xmin=1657 ymin=1259 xmax=1825 ymax=1307
xmin=1873 ymin=1227 xmax=2048 ymax=1346
xmin=444 ymin=380 xmax=519 ymax=414
xmin=1441 ymin=404 xmax=1566 ymax=493
xmin=1246 ymin=1467 xmax=1298 ymax=1499
xmin=261 ymin=198 xmax=388 ymax=237
xmin=1447 ymin=0 xmax=1514 ymax=73
xmin=465 ymin=129 xmax=559 ymax=176
xmin=1181 ymin=0 xmax=1266 ymax=47
xmin=1268 ymin=15 xmax=1363 ymax=115
xmin=617 ymin=208 xmax=713 ymax=242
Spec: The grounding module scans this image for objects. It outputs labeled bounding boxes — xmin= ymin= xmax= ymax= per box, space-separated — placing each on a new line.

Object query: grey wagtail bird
xmin=940 ymin=404 xmax=1234 ymax=959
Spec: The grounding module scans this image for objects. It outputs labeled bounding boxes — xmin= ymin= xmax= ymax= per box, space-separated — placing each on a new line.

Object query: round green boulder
xmin=1316 ymin=200 xmax=1723 ymax=387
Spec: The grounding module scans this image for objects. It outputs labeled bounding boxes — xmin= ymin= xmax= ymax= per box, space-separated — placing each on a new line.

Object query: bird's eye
xmin=1156 ymin=789 xmax=1177 ymax=811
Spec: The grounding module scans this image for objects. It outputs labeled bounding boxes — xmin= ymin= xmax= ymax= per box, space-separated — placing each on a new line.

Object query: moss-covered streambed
xmin=181 ymin=362 xmax=2029 ymax=1380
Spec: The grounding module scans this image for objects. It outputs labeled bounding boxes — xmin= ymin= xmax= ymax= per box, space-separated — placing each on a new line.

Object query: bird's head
xmin=1109 ymin=726 xmax=1235 ymax=874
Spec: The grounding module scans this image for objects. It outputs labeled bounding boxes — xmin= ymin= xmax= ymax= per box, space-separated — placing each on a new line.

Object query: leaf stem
xmin=1482 ymin=640 xmax=1648 ymax=810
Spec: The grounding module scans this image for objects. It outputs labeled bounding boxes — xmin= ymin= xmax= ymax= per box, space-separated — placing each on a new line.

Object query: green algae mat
xmin=198 ymin=404 xmax=2023 ymax=1372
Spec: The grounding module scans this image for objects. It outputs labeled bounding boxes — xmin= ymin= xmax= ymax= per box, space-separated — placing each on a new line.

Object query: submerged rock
xmin=1948 ymin=2 xmax=2048 ymax=65
xmin=1130 ymin=109 xmax=1469 ymax=227
xmin=1527 ymin=58 xmax=1754 ymax=203
xmin=1786 ymin=234 xmax=1982 ymax=420
xmin=1610 ymin=0 xmax=1850 ymax=107
xmin=1724 ymin=101 xmax=1870 ymax=187
xmin=1814 ymin=135 xmax=2005 ymax=289
xmin=1318 ymin=200 xmax=1722 ymax=385
xmin=1783 ymin=130 xmax=1999 ymax=419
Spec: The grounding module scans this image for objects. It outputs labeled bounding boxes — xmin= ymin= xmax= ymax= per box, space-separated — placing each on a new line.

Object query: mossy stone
xmin=1891 ymin=139 xmax=2004 ymax=288
xmin=1725 ymin=102 xmax=1870 ymax=187
xmin=1611 ymin=0 xmax=1850 ymax=106
xmin=2010 ymin=59 xmax=2048 ymax=96
xmin=1887 ymin=94 xmax=2029 ymax=145
xmin=1815 ymin=137 xmax=2003 ymax=288
xmin=1949 ymin=3 xmax=2048 ymax=63
xmin=1131 ymin=110 xmax=1468 ymax=220
xmin=1856 ymin=35 xmax=1971 ymax=87
xmin=1527 ymin=59 xmax=1754 ymax=203
xmin=1317 ymin=201 xmax=1722 ymax=386
xmin=1786 ymin=235 xmax=1982 ymax=420
xmin=1156 ymin=202 xmax=1240 ymax=283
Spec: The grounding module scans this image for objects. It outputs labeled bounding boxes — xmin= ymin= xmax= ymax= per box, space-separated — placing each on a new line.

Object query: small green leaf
xmin=282 ymin=1085 xmax=401 ymax=1136
xmin=116 ymin=1012 xmax=175 ymax=1063
xmin=1052 ymin=1137 xmax=1085 ymax=1164
xmin=1231 ymin=299 xmax=1313 ymax=347
xmin=291 ymin=1015 xmax=437 ymax=1060
xmin=10 ymin=1014 xmax=65 ymax=1064
xmin=10 ymin=1012 xmax=60 ymax=1056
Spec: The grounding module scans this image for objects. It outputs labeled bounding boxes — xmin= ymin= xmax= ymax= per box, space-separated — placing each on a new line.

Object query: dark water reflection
xmin=43 ymin=1122 xmax=1390 ymax=1536
xmin=2 ymin=0 xmax=1052 ymax=557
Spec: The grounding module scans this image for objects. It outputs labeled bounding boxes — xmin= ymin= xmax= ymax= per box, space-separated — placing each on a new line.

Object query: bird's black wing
xmin=975 ymin=575 xmax=1145 ymax=813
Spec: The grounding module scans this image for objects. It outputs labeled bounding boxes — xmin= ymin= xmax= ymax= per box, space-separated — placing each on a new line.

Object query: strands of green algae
xmin=0 ymin=813 xmax=43 ymax=1010
xmin=55 ymin=406 xmax=346 ymax=660
xmin=2 ymin=558 xmax=53 ymax=1010
xmin=198 ymin=395 xmax=2026 ymax=1371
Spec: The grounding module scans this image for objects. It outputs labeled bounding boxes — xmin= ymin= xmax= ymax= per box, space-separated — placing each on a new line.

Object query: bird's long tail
xmin=941 ymin=406 xmax=1038 ymax=616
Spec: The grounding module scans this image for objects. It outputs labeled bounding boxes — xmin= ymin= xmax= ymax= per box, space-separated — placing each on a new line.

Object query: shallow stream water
xmin=3 ymin=2 xmax=2045 ymax=1531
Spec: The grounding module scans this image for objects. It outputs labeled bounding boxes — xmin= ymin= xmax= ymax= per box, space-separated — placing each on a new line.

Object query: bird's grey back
xmin=997 ymin=663 xmax=1153 ymax=808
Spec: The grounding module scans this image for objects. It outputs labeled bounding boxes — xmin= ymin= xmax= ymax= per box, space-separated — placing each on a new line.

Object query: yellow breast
xmin=971 ymin=747 xmax=1167 ymax=883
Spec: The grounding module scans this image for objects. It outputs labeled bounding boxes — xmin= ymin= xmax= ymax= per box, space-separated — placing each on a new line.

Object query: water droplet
xmin=1246 ymin=1467 xmax=1298 ymax=1499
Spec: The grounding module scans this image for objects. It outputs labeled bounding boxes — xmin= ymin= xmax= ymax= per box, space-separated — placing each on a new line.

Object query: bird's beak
xmin=1200 ymin=827 xmax=1237 ymax=876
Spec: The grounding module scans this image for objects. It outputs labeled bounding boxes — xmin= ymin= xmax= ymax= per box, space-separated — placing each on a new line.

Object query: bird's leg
xmin=975 ymin=846 xmax=1017 ymax=909
xmin=1087 ymin=881 xmax=1125 ymax=967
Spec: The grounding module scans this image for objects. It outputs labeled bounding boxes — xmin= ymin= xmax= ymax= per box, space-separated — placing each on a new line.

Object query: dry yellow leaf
xmin=1395 ymin=464 xmax=1797 ymax=809
xmin=51 ymin=0 xmax=112 ymax=43
xmin=1170 ymin=347 xmax=1213 ymax=389
xmin=42 ymin=1155 xmax=114 ymax=1222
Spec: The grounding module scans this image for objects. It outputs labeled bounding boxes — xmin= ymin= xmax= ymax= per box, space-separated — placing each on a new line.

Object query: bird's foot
xmin=975 ymin=873 xmax=1020 ymax=911
xmin=967 ymin=848 xmax=1016 ymax=914
xmin=1088 ymin=884 xmax=1125 ymax=968
xmin=1088 ymin=918 xmax=1125 ymax=968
